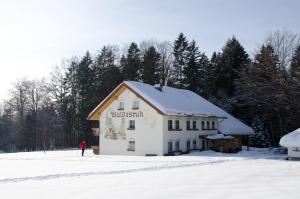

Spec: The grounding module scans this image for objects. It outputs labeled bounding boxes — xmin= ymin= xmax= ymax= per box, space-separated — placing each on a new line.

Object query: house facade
xmin=88 ymin=81 xmax=254 ymax=156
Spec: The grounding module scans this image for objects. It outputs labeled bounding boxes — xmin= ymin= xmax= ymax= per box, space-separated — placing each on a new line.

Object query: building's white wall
xmin=162 ymin=116 xmax=218 ymax=155
xmin=288 ymin=147 xmax=300 ymax=158
xmin=99 ymin=88 xmax=164 ymax=156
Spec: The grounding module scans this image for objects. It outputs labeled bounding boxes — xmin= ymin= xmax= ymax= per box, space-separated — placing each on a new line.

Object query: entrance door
xmin=168 ymin=142 xmax=173 ymax=153
xmin=186 ymin=140 xmax=191 ymax=152
xmin=201 ymin=139 xmax=206 ymax=150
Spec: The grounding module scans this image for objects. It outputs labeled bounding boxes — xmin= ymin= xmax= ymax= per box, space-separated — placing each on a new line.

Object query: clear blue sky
xmin=0 ymin=0 xmax=299 ymax=99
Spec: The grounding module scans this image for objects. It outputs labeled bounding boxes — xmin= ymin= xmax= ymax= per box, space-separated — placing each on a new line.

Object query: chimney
xmin=153 ymin=84 xmax=163 ymax=92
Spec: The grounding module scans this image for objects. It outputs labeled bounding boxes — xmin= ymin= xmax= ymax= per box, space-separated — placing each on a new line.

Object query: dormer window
xmin=118 ymin=101 xmax=124 ymax=110
xmin=132 ymin=101 xmax=139 ymax=110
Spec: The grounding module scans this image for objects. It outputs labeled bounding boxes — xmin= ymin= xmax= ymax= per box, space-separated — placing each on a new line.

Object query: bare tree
xmin=47 ymin=61 xmax=68 ymax=106
xmin=265 ymin=29 xmax=300 ymax=68
xmin=139 ymin=39 xmax=158 ymax=55
xmin=139 ymin=40 xmax=174 ymax=86
xmin=157 ymin=41 xmax=174 ymax=86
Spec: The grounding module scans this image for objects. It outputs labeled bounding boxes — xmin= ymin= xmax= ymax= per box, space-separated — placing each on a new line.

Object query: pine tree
xmin=64 ymin=58 xmax=81 ymax=147
xmin=91 ymin=46 xmax=120 ymax=103
xmin=287 ymin=45 xmax=300 ymax=132
xmin=235 ymin=45 xmax=287 ymax=146
xmin=290 ymin=46 xmax=300 ymax=78
xmin=216 ymin=36 xmax=250 ymax=97
xmin=142 ymin=46 xmax=161 ymax=85
xmin=197 ymin=52 xmax=211 ymax=96
xmin=172 ymin=33 xmax=189 ymax=88
xmin=122 ymin=43 xmax=142 ymax=81
xmin=182 ymin=40 xmax=201 ymax=93
xmin=203 ymin=52 xmax=221 ymax=98
xmin=76 ymin=52 xmax=94 ymax=143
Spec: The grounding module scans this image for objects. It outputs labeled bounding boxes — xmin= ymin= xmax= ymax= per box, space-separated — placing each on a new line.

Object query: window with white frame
xmin=127 ymin=140 xmax=135 ymax=151
xmin=118 ymin=101 xmax=125 ymax=110
xmin=168 ymin=120 xmax=173 ymax=131
xmin=193 ymin=121 xmax=197 ymax=130
xmin=175 ymin=120 xmax=181 ymax=130
xmin=293 ymin=147 xmax=300 ymax=152
xmin=201 ymin=121 xmax=205 ymax=130
xmin=206 ymin=121 xmax=210 ymax=129
xmin=186 ymin=120 xmax=191 ymax=130
xmin=212 ymin=121 xmax=216 ymax=129
xmin=128 ymin=120 xmax=135 ymax=130
xmin=132 ymin=101 xmax=139 ymax=109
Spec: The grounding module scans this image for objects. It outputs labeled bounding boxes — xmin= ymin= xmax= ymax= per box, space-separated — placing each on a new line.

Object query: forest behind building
xmin=1 ymin=30 xmax=300 ymax=152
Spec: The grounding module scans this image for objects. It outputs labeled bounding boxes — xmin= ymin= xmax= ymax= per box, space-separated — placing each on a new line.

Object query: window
xmin=186 ymin=140 xmax=191 ymax=151
xmin=128 ymin=120 xmax=135 ymax=130
xmin=186 ymin=120 xmax=191 ymax=130
xmin=127 ymin=140 xmax=135 ymax=151
xmin=212 ymin=121 xmax=216 ymax=130
xmin=193 ymin=121 xmax=197 ymax=130
xmin=175 ymin=120 xmax=180 ymax=130
xmin=201 ymin=121 xmax=205 ymax=130
xmin=293 ymin=147 xmax=300 ymax=152
xmin=168 ymin=142 xmax=173 ymax=152
xmin=206 ymin=121 xmax=210 ymax=130
xmin=175 ymin=141 xmax=180 ymax=151
xmin=168 ymin=120 xmax=173 ymax=131
xmin=132 ymin=101 xmax=139 ymax=110
xmin=118 ymin=101 xmax=124 ymax=110
xmin=193 ymin=140 xmax=197 ymax=149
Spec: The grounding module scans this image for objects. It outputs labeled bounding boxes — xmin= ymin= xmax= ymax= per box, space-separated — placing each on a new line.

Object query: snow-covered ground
xmin=0 ymin=149 xmax=300 ymax=199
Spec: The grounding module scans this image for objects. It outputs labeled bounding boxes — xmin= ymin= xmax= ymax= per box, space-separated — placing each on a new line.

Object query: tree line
xmin=0 ymin=30 xmax=300 ymax=152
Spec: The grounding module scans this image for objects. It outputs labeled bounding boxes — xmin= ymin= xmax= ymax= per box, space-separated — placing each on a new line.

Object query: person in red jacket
xmin=80 ymin=140 xmax=87 ymax=156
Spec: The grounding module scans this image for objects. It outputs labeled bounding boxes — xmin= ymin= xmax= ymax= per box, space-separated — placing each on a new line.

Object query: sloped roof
xmin=88 ymin=81 xmax=254 ymax=135
xmin=279 ymin=128 xmax=300 ymax=147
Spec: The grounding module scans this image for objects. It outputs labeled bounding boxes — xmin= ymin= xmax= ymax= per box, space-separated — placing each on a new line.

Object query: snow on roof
xmin=279 ymin=128 xmax=300 ymax=147
xmin=124 ymin=81 xmax=254 ymax=135
xmin=206 ymin=133 xmax=234 ymax=140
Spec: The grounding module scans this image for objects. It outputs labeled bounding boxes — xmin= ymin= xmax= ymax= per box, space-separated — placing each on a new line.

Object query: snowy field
xmin=0 ymin=149 xmax=300 ymax=199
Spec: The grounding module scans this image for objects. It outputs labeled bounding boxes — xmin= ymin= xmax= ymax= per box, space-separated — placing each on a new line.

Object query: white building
xmin=88 ymin=81 xmax=254 ymax=156
xmin=280 ymin=128 xmax=300 ymax=159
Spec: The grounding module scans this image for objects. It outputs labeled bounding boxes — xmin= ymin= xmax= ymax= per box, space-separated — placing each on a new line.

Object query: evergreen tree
xmin=122 ymin=43 xmax=142 ymax=81
xmin=290 ymin=45 xmax=300 ymax=78
xmin=142 ymin=46 xmax=161 ymax=85
xmin=197 ymin=52 xmax=211 ymax=96
xmin=216 ymin=36 xmax=250 ymax=97
xmin=76 ymin=52 xmax=94 ymax=143
xmin=91 ymin=46 xmax=120 ymax=104
xmin=203 ymin=52 xmax=221 ymax=98
xmin=172 ymin=33 xmax=189 ymax=88
xmin=182 ymin=40 xmax=202 ymax=93
xmin=235 ymin=45 xmax=287 ymax=146
xmin=64 ymin=59 xmax=80 ymax=146
xmin=0 ymin=105 xmax=15 ymax=152
xmin=101 ymin=66 xmax=123 ymax=96
xmin=287 ymin=45 xmax=300 ymax=132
